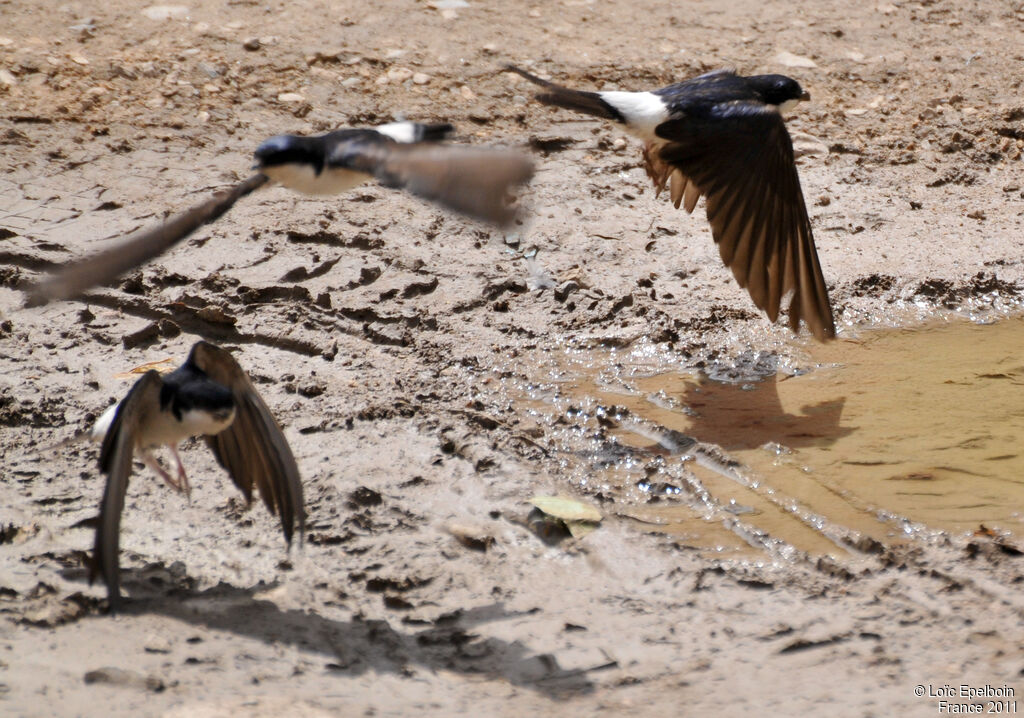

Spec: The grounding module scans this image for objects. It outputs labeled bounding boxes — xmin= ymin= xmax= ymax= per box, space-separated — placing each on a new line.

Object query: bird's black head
xmin=253 ymin=134 xmax=320 ymax=170
xmin=749 ymin=74 xmax=811 ymax=106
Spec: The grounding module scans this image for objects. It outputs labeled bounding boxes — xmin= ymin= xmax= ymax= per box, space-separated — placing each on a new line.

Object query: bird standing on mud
xmin=88 ymin=340 xmax=305 ymax=610
xmin=507 ymin=65 xmax=836 ymax=341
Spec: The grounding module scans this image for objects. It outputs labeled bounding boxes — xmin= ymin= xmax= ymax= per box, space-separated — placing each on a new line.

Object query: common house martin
xmin=26 ymin=121 xmax=534 ymax=305
xmin=507 ymin=65 xmax=835 ymax=341
xmin=88 ymin=340 xmax=305 ymax=610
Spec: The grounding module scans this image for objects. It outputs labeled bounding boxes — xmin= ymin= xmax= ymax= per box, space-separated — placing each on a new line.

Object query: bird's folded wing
xmin=654 ymin=104 xmax=835 ymax=340
xmin=92 ymin=371 xmax=164 ymax=607
xmin=330 ymin=140 xmax=534 ymax=226
xmin=193 ymin=342 xmax=305 ymax=545
xmin=25 ymin=173 xmax=268 ymax=306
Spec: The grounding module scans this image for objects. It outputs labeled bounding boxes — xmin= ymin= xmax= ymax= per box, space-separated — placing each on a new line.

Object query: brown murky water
xmin=522 ymin=317 xmax=1024 ymax=558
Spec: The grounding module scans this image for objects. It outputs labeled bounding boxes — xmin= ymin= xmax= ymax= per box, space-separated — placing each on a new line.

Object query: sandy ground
xmin=2 ymin=0 xmax=1024 ymax=715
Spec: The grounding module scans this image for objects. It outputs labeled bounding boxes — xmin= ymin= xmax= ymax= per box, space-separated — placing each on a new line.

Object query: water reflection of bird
xmin=678 ymin=372 xmax=850 ymax=451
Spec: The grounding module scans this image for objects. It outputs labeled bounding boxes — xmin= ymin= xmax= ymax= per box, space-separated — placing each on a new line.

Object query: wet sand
xmin=2 ymin=0 xmax=1023 ymax=715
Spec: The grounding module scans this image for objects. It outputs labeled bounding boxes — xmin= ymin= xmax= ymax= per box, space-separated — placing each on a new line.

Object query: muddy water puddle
xmin=515 ymin=318 xmax=1024 ymax=559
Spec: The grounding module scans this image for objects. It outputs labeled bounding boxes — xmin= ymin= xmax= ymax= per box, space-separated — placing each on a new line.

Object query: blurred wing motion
xmin=25 ymin=174 xmax=268 ymax=306
xmin=335 ymin=142 xmax=535 ymax=226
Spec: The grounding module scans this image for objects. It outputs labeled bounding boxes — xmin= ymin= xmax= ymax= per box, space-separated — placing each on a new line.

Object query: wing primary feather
xmin=92 ymin=371 xmax=164 ymax=611
xmin=25 ymin=174 xmax=268 ymax=306
xmin=192 ymin=342 xmax=305 ymax=545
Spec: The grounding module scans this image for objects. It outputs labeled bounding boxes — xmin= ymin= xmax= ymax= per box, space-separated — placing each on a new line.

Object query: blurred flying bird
xmin=26 ymin=121 xmax=534 ymax=305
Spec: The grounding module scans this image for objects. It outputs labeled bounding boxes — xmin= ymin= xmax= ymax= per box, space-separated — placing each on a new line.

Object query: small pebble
xmin=277 ymin=92 xmax=304 ymax=103
xmin=141 ymin=5 xmax=190 ymax=21
xmin=387 ymin=66 xmax=413 ymax=83
xmin=242 ymin=37 xmax=261 ymax=51
xmin=774 ymin=51 xmax=818 ymax=69
xmin=412 ymin=72 xmax=430 ymax=85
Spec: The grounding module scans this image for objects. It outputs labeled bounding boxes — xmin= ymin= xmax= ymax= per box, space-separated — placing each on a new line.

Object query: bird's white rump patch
xmin=90 ymin=403 xmax=118 ymax=443
xmin=375 ymin=121 xmax=420 ymax=144
xmin=598 ymin=91 xmax=669 ymax=140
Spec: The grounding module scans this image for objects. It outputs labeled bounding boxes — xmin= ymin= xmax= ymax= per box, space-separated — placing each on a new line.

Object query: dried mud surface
xmin=2 ymin=0 xmax=1024 ymax=716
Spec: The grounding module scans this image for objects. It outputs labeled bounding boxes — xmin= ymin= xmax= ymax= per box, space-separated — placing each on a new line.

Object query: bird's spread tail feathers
xmin=505 ymin=65 xmax=625 ymax=123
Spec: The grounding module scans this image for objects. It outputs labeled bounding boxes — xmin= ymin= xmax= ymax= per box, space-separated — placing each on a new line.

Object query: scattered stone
xmin=459 ymin=84 xmax=476 ymax=100
xmin=143 ymin=634 xmax=173 ymax=654
xmin=792 ymin=132 xmax=829 ymax=158
xmin=412 ymin=72 xmax=431 ymax=85
xmin=0 ymin=70 xmax=16 ymax=87
xmin=84 ymin=667 xmax=165 ymax=692
xmin=554 ymin=280 xmax=580 ymax=302
xmin=242 ymin=37 xmax=261 ymax=51
xmin=349 ymin=486 xmax=383 ymax=507
xmin=387 ymin=66 xmax=414 ymax=83
xmin=141 ymin=5 xmax=190 ymax=21
xmin=157 ymin=319 xmax=181 ymax=338
xmin=774 ymin=51 xmax=818 ymax=68
xmin=445 ymin=522 xmax=496 ymax=552
xmin=122 ymin=322 xmax=161 ymax=350
xmin=277 ymin=92 xmax=305 ymax=103
xmin=69 ymin=53 xmax=89 ymax=66
xmin=195 ymin=306 xmax=236 ymax=325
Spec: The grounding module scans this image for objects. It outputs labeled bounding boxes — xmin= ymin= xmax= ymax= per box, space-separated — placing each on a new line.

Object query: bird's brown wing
xmin=91 ymin=370 xmax=164 ymax=610
xmin=190 ymin=341 xmax=305 ymax=545
xmin=331 ymin=139 xmax=534 ymax=227
xmin=25 ymin=174 xmax=268 ymax=306
xmin=654 ymin=103 xmax=835 ymax=341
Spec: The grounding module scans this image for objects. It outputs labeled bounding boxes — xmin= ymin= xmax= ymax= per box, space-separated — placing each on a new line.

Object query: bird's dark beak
xmin=800 ymin=91 xmax=811 ymax=102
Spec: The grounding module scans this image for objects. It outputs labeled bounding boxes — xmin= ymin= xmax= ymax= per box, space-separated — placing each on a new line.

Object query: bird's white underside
xmin=262 ymin=163 xmax=373 ymax=195
xmin=598 ymin=91 xmax=669 ymax=142
xmin=778 ymin=98 xmax=802 ymax=115
xmin=90 ymin=404 xmax=235 ymax=448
